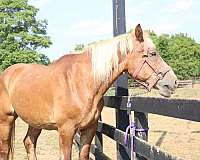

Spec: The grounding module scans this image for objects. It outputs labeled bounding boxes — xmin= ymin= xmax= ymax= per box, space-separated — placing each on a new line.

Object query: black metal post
xmin=113 ymin=0 xmax=130 ymax=159
xmin=134 ymin=112 xmax=148 ymax=160
xmin=113 ymin=0 xmax=126 ymax=36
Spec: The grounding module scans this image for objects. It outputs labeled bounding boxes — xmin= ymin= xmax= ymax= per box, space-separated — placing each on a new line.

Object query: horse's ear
xmin=135 ymin=24 xmax=144 ymax=42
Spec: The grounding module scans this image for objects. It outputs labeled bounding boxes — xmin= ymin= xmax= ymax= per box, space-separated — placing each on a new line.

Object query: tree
xmin=0 ymin=0 xmax=52 ymax=71
xmin=74 ymin=44 xmax=84 ymax=51
xmin=150 ymin=32 xmax=200 ymax=79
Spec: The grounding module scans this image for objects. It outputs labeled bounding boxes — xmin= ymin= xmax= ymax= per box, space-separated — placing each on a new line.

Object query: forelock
xmin=146 ymin=37 xmax=156 ymax=49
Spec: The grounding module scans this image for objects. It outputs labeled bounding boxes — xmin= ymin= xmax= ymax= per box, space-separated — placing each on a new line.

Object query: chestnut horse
xmin=0 ymin=24 xmax=177 ymax=160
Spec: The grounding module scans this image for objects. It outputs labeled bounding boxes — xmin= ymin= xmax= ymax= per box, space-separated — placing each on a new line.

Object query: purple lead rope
xmin=124 ymin=122 xmax=148 ymax=150
xmin=124 ymin=97 xmax=148 ymax=160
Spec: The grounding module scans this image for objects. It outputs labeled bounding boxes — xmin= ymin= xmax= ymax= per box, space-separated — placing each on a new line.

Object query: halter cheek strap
xmin=132 ymin=60 xmax=146 ymax=79
xmin=131 ymin=58 xmax=171 ymax=91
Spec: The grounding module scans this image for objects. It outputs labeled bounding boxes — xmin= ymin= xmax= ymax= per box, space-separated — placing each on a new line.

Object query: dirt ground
xmin=101 ymin=108 xmax=200 ymax=160
xmin=13 ymin=87 xmax=200 ymax=160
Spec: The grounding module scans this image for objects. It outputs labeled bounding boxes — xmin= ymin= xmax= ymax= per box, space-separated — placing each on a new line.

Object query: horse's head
xmin=126 ymin=24 xmax=178 ymax=97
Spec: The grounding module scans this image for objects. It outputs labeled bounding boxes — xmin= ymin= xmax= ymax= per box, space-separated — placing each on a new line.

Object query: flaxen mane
xmin=86 ymin=31 xmax=155 ymax=83
xmin=59 ymin=31 xmax=154 ymax=84
xmin=86 ymin=33 xmax=135 ymax=83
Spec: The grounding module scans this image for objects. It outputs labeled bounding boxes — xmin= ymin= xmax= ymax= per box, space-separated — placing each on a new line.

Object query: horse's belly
xmin=11 ymin=91 xmax=57 ymax=130
xmin=14 ymin=106 xmax=57 ymax=129
xmin=23 ymin=120 xmax=57 ymax=130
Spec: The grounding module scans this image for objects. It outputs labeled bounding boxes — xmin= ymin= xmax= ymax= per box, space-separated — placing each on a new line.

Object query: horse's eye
xmin=150 ymin=52 xmax=157 ymax=56
xmin=142 ymin=54 xmax=148 ymax=58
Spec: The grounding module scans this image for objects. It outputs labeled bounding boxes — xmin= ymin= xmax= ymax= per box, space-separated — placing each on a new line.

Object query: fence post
xmin=134 ymin=112 xmax=148 ymax=160
xmin=95 ymin=116 xmax=103 ymax=160
xmin=113 ymin=0 xmax=130 ymax=158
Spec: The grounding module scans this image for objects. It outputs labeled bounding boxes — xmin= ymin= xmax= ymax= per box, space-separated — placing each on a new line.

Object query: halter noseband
xmin=132 ymin=58 xmax=171 ymax=91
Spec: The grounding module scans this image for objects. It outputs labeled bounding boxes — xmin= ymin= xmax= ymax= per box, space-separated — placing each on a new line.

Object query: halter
xmin=131 ymin=57 xmax=171 ymax=91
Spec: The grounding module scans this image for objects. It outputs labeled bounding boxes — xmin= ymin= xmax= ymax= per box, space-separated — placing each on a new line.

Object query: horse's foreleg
xmin=23 ymin=126 xmax=42 ymax=160
xmin=79 ymin=122 xmax=98 ymax=160
xmin=58 ymin=123 xmax=76 ymax=160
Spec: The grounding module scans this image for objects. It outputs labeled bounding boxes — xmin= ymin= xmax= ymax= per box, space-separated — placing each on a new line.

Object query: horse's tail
xmin=9 ymin=120 xmax=15 ymax=160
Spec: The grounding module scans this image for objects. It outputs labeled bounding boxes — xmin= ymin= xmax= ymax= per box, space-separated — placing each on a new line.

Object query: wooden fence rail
xmin=74 ymin=96 xmax=200 ymax=160
xmin=104 ymin=96 xmax=200 ymax=121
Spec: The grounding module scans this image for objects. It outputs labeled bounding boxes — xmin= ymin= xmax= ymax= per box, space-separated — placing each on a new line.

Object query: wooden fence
xmin=75 ymin=96 xmax=200 ymax=160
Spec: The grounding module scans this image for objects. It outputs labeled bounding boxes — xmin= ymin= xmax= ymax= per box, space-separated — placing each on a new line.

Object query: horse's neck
xmin=51 ymin=52 xmax=126 ymax=98
xmin=95 ymin=60 xmax=126 ymax=96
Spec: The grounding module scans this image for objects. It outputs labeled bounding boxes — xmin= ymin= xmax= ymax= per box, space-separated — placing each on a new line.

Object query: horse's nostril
xmin=175 ymin=80 xmax=178 ymax=87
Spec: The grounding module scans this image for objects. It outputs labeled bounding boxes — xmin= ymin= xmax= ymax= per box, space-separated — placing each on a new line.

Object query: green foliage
xmin=74 ymin=44 xmax=84 ymax=51
xmin=0 ymin=0 xmax=52 ymax=71
xmin=0 ymin=49 xmax=50 ymax=71
xmin=150 ymin=32 xmax=200 ymax=80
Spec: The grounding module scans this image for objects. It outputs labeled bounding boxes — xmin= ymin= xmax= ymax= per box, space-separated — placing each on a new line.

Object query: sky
xmin=29 ymin=0 xmax=200 ymax=60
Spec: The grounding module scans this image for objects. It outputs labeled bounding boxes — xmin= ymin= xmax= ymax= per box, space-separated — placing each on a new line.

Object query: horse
xmin=0 ymin=24 xmax=178 ymax=160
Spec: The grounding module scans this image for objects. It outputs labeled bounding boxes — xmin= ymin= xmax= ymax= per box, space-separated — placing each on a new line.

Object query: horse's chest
xmin=79 ymin=103 xmax=103 ymax=129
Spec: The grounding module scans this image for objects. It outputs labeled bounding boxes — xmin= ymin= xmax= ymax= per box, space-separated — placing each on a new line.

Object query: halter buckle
xmin=157 ymin=73 xmax=164 ymax=80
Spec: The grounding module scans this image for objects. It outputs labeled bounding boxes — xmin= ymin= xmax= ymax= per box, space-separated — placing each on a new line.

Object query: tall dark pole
xmin=113 ymin=0 xmax=126 ymax=36
xmin=113 ymin=0 xmax=130 ymax=159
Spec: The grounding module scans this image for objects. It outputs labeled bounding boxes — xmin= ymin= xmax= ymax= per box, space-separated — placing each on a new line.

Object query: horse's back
xmin=2 ymin=63 xmax=48 ymax=89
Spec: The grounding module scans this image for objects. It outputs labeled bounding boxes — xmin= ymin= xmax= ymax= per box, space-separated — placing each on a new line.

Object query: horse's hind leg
xmin=0 ymin=124 xmax=11 ymax=160
xmin=0 ymin=116 xmax=15 ymax=160
xmin=0 ymin=82 xmax=16 ymax=160
xmin=23 ymin=126 xmax=42 ymax=160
